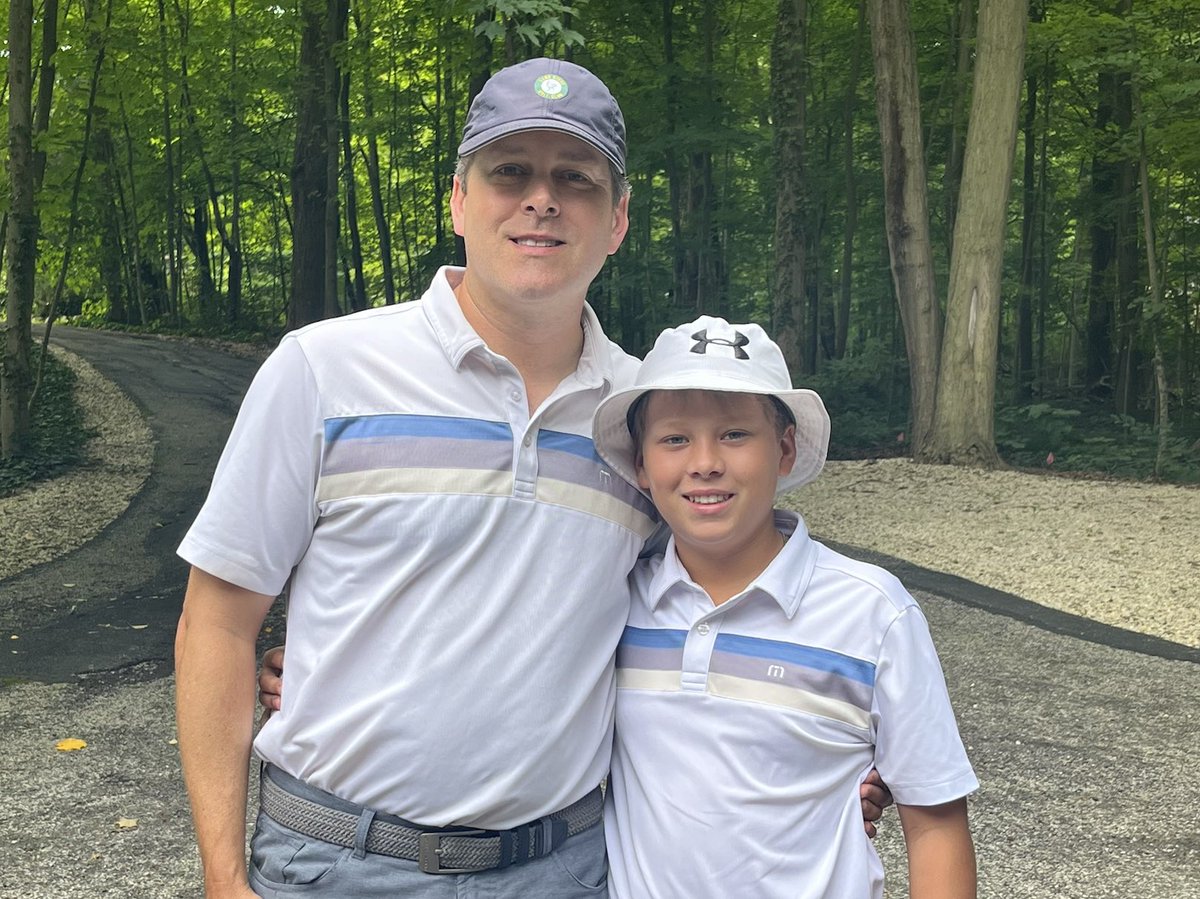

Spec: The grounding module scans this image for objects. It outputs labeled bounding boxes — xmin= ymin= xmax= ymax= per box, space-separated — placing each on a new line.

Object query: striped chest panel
xmin=317 ymin=413 xmax=657 ymax=538
xmin=616 ymin=625 xmax=876 ymax=731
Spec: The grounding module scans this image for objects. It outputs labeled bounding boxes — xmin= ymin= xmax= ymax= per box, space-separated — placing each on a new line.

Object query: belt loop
xmin=353 ymin=809 xmax=376 ymax=859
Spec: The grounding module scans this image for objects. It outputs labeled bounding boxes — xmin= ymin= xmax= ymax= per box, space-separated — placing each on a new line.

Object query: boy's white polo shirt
xmin=179 ymin=266 xmax=655 ymax=828
xmin=605 ymin=510 xmax=977 ymax=899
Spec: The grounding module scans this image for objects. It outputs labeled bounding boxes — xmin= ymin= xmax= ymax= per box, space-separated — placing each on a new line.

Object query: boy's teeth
xmin=688 ymin=494 xmax=730 ymax=504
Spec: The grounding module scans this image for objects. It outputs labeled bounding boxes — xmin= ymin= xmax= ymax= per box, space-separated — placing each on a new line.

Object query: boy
xmin=591 ymin=315 xmax=978 ymax=898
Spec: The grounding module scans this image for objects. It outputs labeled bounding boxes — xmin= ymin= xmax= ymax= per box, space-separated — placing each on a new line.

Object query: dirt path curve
xmin=0 ymin=326 xmax=262 ymax=683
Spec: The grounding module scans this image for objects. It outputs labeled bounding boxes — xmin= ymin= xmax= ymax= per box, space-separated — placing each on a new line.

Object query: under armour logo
xmin=690 ymin=329 xmax=750 ymax=359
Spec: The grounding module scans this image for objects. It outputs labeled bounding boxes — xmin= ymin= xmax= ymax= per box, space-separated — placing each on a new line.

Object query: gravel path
xmin=4 ymin=344 xmax=1198 ymax=649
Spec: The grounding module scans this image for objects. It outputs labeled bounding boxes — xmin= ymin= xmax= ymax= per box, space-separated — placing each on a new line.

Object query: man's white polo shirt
xmin=605 ymin=510 xmax=977 ymax=899
xmin=179 ymin=267 xmax=655 ymax=828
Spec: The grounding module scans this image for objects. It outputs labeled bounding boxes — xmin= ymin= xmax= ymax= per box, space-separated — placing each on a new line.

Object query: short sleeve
xmin=177 ymin=336 xmax=324 ymax=596
xmin=871 ymin=605 xmax=979 ymax=806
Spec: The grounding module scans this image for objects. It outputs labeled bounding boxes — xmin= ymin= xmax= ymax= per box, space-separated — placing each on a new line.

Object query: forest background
xmin=2 ymin=0 xmax=1199 ymax=484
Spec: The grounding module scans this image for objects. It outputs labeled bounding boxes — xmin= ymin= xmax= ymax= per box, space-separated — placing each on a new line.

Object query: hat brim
xmin=457 ymin=120 xmax=626 ymax=174
xmin=593 ymin=379 xmax=830 ymax=498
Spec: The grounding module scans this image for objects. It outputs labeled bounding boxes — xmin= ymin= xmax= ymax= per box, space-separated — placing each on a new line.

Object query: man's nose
xmin=522 ymin=177 xmax=560 ymax=217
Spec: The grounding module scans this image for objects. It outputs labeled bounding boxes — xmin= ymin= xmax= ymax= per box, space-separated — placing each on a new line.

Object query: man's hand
xmin=258 ymin=645 xmax=285 ymax=714
xmin=860 ymin=768 xmax=894 ymax=838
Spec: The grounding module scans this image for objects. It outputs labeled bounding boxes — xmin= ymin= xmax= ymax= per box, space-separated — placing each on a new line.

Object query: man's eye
xmin=562 ymin=171 xmax=589 ymax=183
xmin=494 ymin=165 xmax=525 ymax=177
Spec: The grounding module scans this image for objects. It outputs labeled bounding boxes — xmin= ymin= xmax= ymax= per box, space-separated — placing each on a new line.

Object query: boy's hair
xmin=626 ymin=391 xmax=796 ymax=453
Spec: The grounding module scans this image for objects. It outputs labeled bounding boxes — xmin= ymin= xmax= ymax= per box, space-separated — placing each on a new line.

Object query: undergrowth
xmin=0 ymin=346 xmax=94 ymax=496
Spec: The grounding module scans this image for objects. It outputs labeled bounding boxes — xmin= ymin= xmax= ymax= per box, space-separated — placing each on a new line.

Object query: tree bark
xmin=923 ymin=0 xmax=1028 ymax=467
xmin=868 ymin=0 xmax=942 ymax=450
xmin=3 ymin=0 xmax=36 ymax=458
xmin=1133 ymin=87 xmax=1170 ymax=477
xmin=1016 ymin=63 xmax=1038 ymax=401
xmin=289 ymin=0 xmax=333 ymax=329
xmin=771 ymin=0 xmax=808 ymax=375
xmin=836 ymin=0 xmax=867 ymax=360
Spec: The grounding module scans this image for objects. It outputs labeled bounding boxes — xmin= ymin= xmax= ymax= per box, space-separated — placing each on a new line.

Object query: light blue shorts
xmin=248 ymin=772 xmax=609 ymax=898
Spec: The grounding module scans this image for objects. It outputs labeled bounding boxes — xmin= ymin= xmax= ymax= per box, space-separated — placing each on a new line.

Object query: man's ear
xmin=778 ymin=424 xmax=798 ymax=477
xmin=450 ymin=175 xmax=467 ymax=237
xmin=608 ymin=191 xmax=630 ymax=256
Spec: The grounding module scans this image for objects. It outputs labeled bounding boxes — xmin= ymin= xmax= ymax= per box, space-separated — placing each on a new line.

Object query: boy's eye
xmin=661 ymin=435 xmax=688 ymax=446
xmin=723 ymin=430 xmax=750 ymax=441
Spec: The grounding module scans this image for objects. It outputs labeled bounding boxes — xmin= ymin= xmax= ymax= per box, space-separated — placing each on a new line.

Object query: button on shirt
xmin=179 ymin=267 xmax=656 ymax=828
xmin=605 ymin=510 xmax=978 ymax=899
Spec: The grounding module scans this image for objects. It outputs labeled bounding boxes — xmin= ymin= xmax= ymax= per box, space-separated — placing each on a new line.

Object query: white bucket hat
xmin=593 ymin=316 xmax=830 ymax=495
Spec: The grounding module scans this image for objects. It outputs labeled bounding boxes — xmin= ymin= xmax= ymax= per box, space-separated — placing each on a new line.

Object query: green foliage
xmin=0 ymin=348 xmax=95 ymax=496
xmin=996 ymin=400 xmax=1200 ymax=482
xmin=804 ymin=341 xmax=910 ymax=459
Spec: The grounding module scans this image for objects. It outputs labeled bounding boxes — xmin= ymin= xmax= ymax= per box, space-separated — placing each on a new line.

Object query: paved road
xmin=0 ymin=328 xmax=1196 ymax=897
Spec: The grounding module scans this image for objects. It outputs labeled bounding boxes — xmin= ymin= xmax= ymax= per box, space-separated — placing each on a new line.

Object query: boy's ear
xmin=778 ymin=424 xmax=798 ymax=477
xmin=635 ymin=452 xmax=651 ymax=490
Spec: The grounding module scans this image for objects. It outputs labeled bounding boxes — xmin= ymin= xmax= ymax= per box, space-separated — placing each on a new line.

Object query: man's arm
xmin=897 ymin=798 xmax=976 ymax=899
xmin=176 ymin=567 xmax=275 ymax=899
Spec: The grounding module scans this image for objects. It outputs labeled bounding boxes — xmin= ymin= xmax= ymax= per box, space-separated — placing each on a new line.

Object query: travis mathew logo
xmin=690 ymin=329 xmax=750 ymax=359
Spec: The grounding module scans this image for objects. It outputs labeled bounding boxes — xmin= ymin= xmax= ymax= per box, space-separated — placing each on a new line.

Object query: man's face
xmin=450 ymin=131 xmax=629 ymax=312
xmin=635 ymin=390 xmax=797 ymax=581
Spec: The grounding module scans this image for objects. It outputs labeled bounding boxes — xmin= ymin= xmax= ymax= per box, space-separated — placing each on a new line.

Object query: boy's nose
xmin=687 ymin=440 xmax=724 ymax=478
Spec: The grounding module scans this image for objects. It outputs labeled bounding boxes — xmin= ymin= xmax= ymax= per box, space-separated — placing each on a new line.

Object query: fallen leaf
xmin=130 ymin=624 xmax=149 ymax=630
xmin=56 ymin=738 xmax=87 ymax=752
xmin=63 ymin=583 xmax=76 ymax=588
xmin=167 ymin=738 xmax=178 ymax=746
xmin=9 ymin=635 xmax=17 ymax=640
xmin=115 ymin=818 xmax=138 ymax=830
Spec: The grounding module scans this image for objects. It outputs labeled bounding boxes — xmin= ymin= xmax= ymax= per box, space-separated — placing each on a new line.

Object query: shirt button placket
xmin=680 ymin=613 xmax=719 ymax=692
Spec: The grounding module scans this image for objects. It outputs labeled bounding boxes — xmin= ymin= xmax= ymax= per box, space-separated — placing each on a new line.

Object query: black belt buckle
xmin=418 ymin=829 xmax=490 ymax=874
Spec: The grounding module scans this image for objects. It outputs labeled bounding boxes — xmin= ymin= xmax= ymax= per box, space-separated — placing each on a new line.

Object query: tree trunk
xmin=340 ymin=2 xmax=367 ymax=313
xmin=868 ymin=0 xmax=942 ymax=450
xmin=923 ymin=0 xmax=1028 ymax=467
xmin=32 ymin=0 xmax=59 ymax=191
xmin=771 ymin=0 xmax=807 ymax=375
xmin=1133 ymin=88 xmax=1170 ymax=477
xmin=836 ymin=0 xmax=867 ymax=360
xmin=353 ymin=3 xmax=395 ymax=306
xmin=3 ymin=0 xmax=36 ymax=458
xmin=322 ymin=0 xmax=344 ymax=319
xmin=1016 ymin=65 xmax=1037 ymax=402
xmin=157 ymin=0 xmax=181 ymax=325
xmin=289 ymin=0 xmax=332 ymax=329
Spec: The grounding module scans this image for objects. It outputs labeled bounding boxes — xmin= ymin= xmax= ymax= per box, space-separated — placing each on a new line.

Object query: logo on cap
xmin=534 ymin=74 xmax=569 ymax=100
xmin=691 ymin=329 xmax=750 ymax=359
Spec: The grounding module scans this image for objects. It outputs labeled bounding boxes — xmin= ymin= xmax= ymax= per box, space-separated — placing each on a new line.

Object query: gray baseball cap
xmin=457 ymin=57 xmax=626 ymax=174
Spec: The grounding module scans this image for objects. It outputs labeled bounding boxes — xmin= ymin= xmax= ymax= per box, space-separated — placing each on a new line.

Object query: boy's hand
xmin=860 ymin=768 xmax=894 ymax=838
xmin=258 ymin=645 xmax=286 ymax=714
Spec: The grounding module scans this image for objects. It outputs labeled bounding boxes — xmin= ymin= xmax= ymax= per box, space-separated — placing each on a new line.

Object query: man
xmin=175 ymin=58 xmax=886 ymax=898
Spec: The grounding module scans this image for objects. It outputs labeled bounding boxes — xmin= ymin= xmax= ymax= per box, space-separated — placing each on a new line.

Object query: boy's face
xmin=635 ymin=390 xmax=797 ymax=575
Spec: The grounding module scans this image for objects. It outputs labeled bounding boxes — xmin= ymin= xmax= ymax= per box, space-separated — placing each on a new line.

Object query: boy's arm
xmin=898 ymin=798 xmax=976 ymax=899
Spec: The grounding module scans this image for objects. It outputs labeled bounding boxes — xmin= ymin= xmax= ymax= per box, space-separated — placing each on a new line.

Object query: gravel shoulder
xmin=0 ymin=347 xmax=154 ymax=581
xmin=4 ymin=345 xmax=1198 ymax=649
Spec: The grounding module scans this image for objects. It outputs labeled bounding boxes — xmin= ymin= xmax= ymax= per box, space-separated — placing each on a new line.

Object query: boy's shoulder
xmin=808 ymin=540 xmax=917 ymax=617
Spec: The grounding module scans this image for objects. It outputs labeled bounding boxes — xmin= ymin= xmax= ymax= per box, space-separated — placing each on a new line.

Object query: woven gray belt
xmin=259 ymin=769 xmax=603 ymax=874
